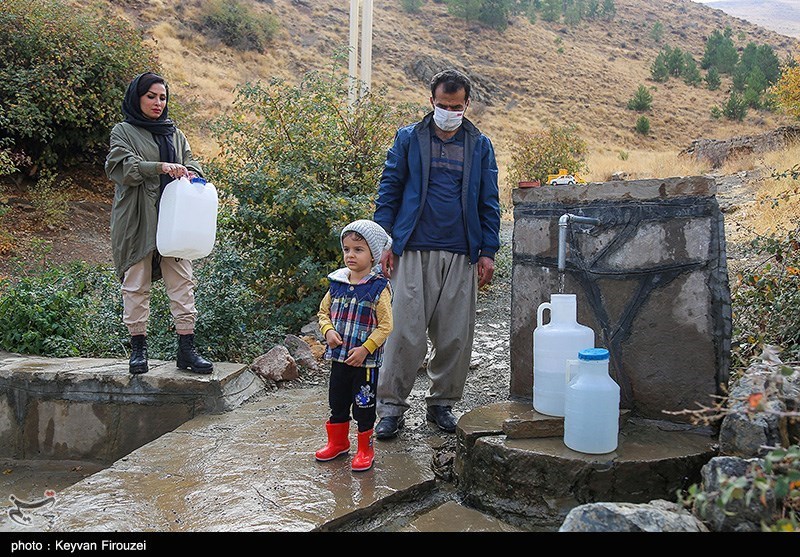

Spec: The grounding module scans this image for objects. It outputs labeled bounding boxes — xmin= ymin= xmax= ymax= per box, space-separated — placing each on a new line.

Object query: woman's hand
xmin=161 ymin=162 xmax=189 ymax=179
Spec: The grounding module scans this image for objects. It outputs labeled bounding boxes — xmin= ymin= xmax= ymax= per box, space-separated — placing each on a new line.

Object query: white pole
xmin=349 ymin=0 xmax=360 ymax=107
xmin=360 ymin=0 xmax=373 ymax=98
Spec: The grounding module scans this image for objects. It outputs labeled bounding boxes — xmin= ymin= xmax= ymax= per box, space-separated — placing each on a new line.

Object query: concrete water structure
xmin=453 ymin=176 xmax=729 ymax=527
xmin=510 ymin=176 xmax=730 ymax=416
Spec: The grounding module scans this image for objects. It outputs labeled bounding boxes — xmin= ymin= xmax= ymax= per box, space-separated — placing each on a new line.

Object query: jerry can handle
xmin=536 ymin=302 xmax=551 ymax=327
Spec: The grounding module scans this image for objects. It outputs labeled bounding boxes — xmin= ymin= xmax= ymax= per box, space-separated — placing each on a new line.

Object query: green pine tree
xmin=635 ymin=115 xmax=650 ymax=135
xmin=626 ymin=85 xmax=653 ymax=112
xmin=705 ymin=67 xmax=721 ymax=90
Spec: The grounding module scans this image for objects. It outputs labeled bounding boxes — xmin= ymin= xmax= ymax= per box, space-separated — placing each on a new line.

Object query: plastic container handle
xmin=565 ymin=359 xmax=580 ymax=385
xmin=537 ymin=302 xmax=551 ymax=327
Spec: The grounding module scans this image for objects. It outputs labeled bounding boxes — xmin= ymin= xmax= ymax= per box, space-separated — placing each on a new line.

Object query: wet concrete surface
xmin=0 ymin=222 xmax=518 ymax=535
xmin=1 ymin=384 xmax=523 ymax=533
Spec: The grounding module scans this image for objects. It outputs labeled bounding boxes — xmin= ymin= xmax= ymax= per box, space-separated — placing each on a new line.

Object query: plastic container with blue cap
xmin=563 ymin=347 xmax=620 ymax=454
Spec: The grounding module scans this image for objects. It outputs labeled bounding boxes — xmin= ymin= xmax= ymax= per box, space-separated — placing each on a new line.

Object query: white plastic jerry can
xmin=156 ymin=176 xmax=218 ymax=260
xmin=563 ymin=348 xmax=620 ymax=455
xmin=532 ymin=294 xmax=595 ymax=417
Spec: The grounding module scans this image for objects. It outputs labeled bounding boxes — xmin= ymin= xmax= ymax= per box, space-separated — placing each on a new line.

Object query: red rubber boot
xmin=315 ymin=421 xmax=350 ymax=461
xmin=351 ymin=429 xmax=374 ymax=472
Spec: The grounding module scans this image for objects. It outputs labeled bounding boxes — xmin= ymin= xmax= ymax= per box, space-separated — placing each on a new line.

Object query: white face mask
xmin=433 ymin=105 xmax=464 ymax=132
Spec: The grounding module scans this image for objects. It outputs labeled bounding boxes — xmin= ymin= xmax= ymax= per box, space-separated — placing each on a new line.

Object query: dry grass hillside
xmin=101 ymin=0 xmax=799 ymax=190
xmin=1 ymin=0 xmax=795 ymax=273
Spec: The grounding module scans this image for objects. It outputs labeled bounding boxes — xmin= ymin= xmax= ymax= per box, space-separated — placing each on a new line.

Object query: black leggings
xmin=328 ymin=361 xmax=379 ymax=433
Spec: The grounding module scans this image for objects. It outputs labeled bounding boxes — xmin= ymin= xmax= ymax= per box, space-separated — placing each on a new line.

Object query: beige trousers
xmin=121 ymin=252 xmax=197 ymax=335
xmin=377 ymin=250 xmax=477 ymax=418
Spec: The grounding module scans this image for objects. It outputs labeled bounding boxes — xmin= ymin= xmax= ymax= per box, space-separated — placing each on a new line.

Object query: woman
xmin=105 ymin=71 xmax=213 ymax=375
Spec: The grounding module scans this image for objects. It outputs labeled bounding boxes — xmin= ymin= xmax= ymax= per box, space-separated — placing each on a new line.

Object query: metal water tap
xmin=558 ymin=214 xmax=601 ymax=272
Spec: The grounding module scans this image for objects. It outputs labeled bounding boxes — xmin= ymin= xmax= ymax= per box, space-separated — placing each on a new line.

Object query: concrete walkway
xmin=0 ymin=353 xmax=521 ymax=533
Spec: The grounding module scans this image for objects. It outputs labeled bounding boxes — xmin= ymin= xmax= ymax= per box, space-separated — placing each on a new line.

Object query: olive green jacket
xmin=105 ymin=122 xmax=203 ymax=281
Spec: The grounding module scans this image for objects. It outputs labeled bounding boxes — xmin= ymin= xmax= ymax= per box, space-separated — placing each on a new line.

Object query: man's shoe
xmin=426 ymin=405 xmax=457 ymax=433
xmin=374 ymin=415 xmax=405 ymax=440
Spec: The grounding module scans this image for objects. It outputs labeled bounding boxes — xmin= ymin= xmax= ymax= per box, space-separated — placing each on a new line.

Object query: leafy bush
xmin=208 ymin=64 xmax=421 ymax=332
xmin=731 ymin=224 xmax=800 ymax=367
xmin=0 ymin=151 xmax=17 ymax=176
xmin=681 ymin=445 xmax=800 ymax=532
xmin=0 ymin=261 xmax=125 ymax=357
xmin=0 ymin=234 xmax=288 ymax=362
xmin=0 ymin=0 xmax=158 ymax=171
xmin=198 ymin=0 xmax=279 ymax=53
xmin=635 ymin=115 xmax=650 ymax=135
xmin=506 ymin=124 xmax=589 ymax=186
xmin=771 ymin=55 xmax=800 ymax=119
xmin=191 ymin=233 xmax=286 ymax=363
xmin=626 ymin=85 xmax=652 ymax=111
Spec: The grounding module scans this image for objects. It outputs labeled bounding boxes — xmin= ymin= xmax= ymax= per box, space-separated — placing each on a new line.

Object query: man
xmin=373 ymin=69 xmax=501 ymax=439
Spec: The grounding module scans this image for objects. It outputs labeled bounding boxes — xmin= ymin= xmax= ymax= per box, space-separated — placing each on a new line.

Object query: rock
xmin=719 ymin=346 xmax=800 ymax=457
xmin=403 ymin=54 xmax=503 ymax=106
xmin=559 ymin=500 xmax=709 ymax=532
xmin=694 ymin=456 xmax=778 ymax=532
xmin=250 ymin=345 xmax=298 ymax=382
xmin=609 ymin=170 xmax=628 ymax=180
xmin=284 ymin=334 xmax=320 ymax=371
xmin=300 ymin=320 xmax=323 ymax=342
xmin=502 ymin=410 xmax=563 ymax=439
xmin=680 ymin=125 xmax=800 ymax=168
xmin=304 ymin=337 xmax=326 ymax=360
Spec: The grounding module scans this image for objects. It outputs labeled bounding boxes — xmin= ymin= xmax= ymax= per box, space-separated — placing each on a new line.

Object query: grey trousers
xmin=377 ymin=250 xmax=477 ymax=418
xmin=121 ymin=252 xmax=198 ymax=335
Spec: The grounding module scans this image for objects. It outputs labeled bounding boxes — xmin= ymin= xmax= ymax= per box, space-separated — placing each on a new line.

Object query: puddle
xmin=1 ymin=459 xmax=106 ymax=532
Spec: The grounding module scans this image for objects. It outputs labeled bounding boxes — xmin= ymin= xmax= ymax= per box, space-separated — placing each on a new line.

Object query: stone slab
xmin=455 ymin=401 xmax=717 ymax=528
xmin=0 ymin=351 xmax=263 ymax=462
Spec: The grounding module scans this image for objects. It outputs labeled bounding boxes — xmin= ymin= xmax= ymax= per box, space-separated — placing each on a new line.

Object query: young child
xmin=315 ymin=219 xmax=393 ymax=472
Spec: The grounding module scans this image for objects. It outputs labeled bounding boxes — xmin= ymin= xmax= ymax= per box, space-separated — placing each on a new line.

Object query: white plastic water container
xmin=156 ymin=176 xmax=218 ymax=260
xmin=563 ymin=348 xmax=620 ymax=454
xmin=533 ymin=294 xmax=594 ymax=417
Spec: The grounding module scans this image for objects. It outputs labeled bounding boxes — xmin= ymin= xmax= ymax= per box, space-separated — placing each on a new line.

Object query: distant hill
xmin=699 ymin=0 xmax=800 ymax=38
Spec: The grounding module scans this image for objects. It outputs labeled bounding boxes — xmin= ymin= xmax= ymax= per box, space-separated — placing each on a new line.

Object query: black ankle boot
xmin=177 ymin=333 xmax=213 ymax=374
xmin=129 ymin=335 xmax=149 ymax=375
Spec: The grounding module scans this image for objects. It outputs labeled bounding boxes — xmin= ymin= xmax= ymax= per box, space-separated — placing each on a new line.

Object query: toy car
xmin=549 ymin=174 xmax=577 ymax=186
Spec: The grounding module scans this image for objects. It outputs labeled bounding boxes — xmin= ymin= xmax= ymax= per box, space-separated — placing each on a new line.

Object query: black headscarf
xmin=122 ymin=72 xmax=177 ymax=190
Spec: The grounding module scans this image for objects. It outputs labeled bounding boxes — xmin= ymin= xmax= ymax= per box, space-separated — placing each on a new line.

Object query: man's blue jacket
xmin=374 ymin=112 xmax=501 ymax=264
